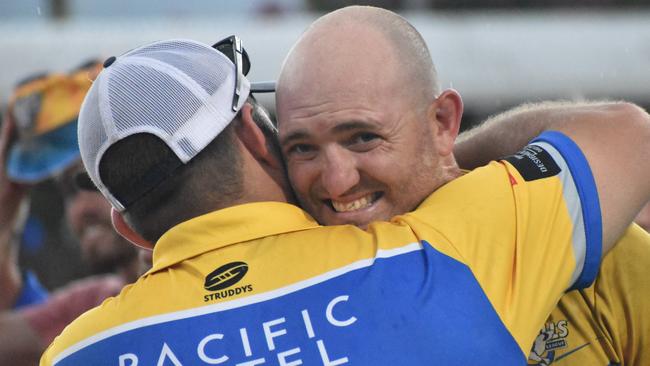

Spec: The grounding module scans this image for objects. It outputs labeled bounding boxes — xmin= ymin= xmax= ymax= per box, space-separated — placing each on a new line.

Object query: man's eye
xmin=287 ymin=144 xmax=315 ymax=156
xmin=348 ymin=133 xmax=380 ymax=149
xmin=354 ymin=133 xmax=379 ymax=143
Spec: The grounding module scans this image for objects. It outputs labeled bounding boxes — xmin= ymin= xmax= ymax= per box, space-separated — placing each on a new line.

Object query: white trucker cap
xmin=78 ymin=38 xmax=272 ymax=211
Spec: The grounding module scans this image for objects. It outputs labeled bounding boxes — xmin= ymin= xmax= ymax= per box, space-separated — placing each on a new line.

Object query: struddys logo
xmin=203 ymin=262 xmax=253 ymax=302
xmin=528 ymin=320 xmax=569 ymax=365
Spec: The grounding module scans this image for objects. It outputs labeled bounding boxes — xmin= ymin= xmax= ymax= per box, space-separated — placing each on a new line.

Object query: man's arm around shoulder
xmin=454 ymin=101 xmax=650 ymax=254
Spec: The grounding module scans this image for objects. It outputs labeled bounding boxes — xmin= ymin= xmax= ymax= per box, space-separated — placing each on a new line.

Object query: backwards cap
xmin=79 ymin=38 xmax=266 ymax=211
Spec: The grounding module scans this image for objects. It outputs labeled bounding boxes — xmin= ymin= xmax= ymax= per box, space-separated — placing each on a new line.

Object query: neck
xmin=233 ymin=139 xmax=296 ymax=207
xmin=438 ymin=155 xmax=464 ymax=186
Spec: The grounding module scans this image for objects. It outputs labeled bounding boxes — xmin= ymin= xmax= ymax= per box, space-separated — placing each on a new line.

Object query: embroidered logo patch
xmin=504 ymin=145 xmax=561 ymax=181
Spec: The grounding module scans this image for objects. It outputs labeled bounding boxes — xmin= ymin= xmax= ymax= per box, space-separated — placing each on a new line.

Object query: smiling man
xmin=277 ymin=15 xmax=460 ymax=228
xmin=276 ymin=6 xmax=650 ymax=365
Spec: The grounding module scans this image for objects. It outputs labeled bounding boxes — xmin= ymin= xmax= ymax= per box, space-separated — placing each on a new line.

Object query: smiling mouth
xmin=329 ymin=192 xmax=382 ymax=213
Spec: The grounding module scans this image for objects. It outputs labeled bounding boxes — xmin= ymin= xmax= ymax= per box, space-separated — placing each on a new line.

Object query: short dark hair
xmin=99 ymin=97 xmax=277 ymax=242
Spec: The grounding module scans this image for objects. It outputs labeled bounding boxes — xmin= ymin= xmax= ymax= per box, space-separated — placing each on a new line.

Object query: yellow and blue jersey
xmin=41 ymin=131 xmax=603 ymax=365
xmin=528 ymin=224 xmax=650 ymax=365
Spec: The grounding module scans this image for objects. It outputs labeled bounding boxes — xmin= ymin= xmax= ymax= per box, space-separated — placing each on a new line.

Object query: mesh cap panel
xmin=78 ymin=39 xmax=251 ymax=210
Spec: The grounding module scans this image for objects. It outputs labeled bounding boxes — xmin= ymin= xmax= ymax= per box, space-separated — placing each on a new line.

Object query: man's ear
xmin=236 ymin=103 xmax=281 ymax=169
xmin=428 ymin=89 xmax=463 ymax=156
xmin=111 ymin=208 xmax=154 ymax=250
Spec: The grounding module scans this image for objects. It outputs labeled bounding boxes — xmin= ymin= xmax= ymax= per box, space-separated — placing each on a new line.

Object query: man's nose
xmin=319 ymin=147 xmax=360 ymax=199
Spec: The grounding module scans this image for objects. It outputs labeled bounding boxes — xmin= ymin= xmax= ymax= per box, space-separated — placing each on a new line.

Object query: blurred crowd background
xmin=1 ymin=0 xmax=649 ymax=299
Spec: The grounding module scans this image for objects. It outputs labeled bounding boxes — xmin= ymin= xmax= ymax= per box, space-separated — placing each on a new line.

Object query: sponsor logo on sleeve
xmin=504 ymin=145 xmax=561 ymax=181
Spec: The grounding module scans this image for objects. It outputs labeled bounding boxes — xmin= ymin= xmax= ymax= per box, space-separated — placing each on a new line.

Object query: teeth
xmin=332 ymin=194 xmax=374 ymax=212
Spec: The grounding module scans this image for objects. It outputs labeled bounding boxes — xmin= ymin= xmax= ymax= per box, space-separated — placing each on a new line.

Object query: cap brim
xmin=250 ymin=81 xmax=275 ymax=93
xmin=6 ymin=121 xmax=80 ymax=183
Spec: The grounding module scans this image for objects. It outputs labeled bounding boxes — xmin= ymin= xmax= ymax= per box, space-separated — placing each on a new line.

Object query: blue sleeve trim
xmin=532 ymin=131 xmax=602 ymax=290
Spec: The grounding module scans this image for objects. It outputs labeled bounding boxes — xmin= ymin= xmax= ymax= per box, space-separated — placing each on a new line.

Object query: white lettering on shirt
xmin=197 ymin=333 xmax=228 ymax=364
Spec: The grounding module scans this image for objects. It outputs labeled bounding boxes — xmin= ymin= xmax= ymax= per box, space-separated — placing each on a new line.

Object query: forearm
xmin=454 ymin=100 xmax=622 ymax=169
xmin=0 ymin=113 xmax=29 ymax=285
xmin=0 ymin=189 xmax=27 ymax=256
xmin=0 ymin=191 xmax=29 ymax=307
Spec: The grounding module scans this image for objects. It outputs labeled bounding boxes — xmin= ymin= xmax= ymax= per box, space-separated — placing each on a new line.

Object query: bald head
xmin=277 ymin=6 xmax=439 ymax=118
xmin=276 ymin=6 xmax=463 ymax=227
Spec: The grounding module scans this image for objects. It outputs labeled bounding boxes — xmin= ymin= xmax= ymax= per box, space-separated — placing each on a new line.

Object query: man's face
xmin=60 ymin=165 xmax=137 ymax=274
xmin=277 ymin=33 xmax=445 ymax=227
xmin=279 ymin=98 xmax=440 ymax=228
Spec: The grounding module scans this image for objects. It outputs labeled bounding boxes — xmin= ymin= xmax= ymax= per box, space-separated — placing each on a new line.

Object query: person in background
xmin=274 ymin=6 xmax=650 ymax=365
xmin=0 ymin=72 xmax=61 ymax=311
xmin=0 ymin=64 xmax=142 ymax=366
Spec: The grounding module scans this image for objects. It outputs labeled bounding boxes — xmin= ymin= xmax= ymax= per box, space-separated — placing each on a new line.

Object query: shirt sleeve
xmin=401 ymin=130 xmax=603 ymax=355
xmin=528 ymin=130 xmax=602 ymax=289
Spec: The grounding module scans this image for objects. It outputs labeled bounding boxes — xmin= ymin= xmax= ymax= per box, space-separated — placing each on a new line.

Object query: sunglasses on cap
xmin=213 ymin=35 xmax=250 ymax=112
xmin=212 ymin=35 xmax=275 ymax=112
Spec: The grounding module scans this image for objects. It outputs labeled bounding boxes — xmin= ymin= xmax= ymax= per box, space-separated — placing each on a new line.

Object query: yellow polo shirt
xmin=42 ymin=131 xmax=602 ymax=365
xmin=528 ymin=223 xmax=650 ymax=365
